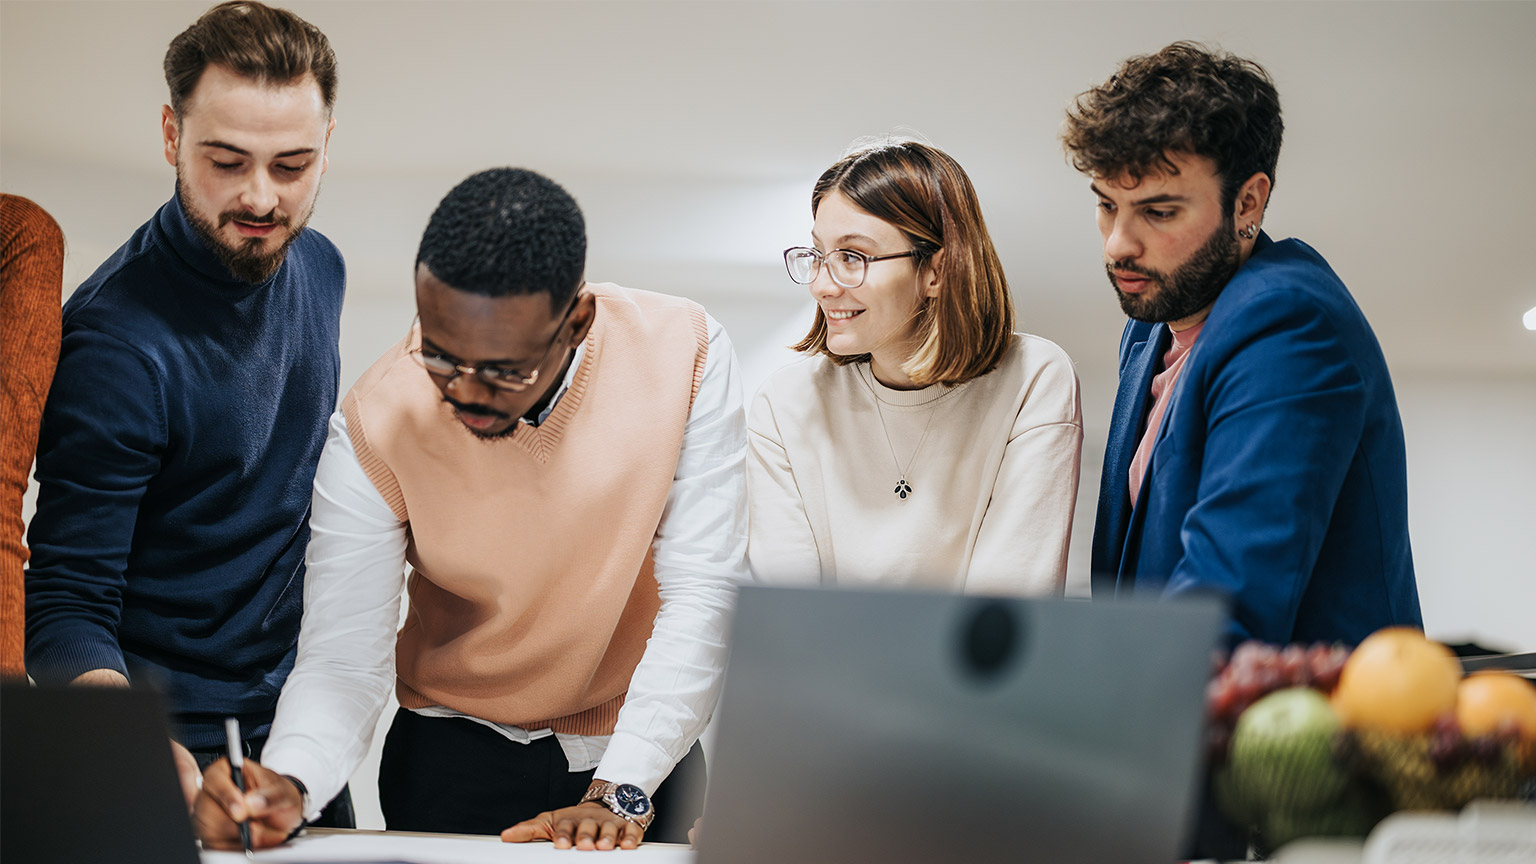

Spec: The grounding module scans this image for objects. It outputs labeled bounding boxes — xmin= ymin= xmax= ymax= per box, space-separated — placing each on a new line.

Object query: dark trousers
xmin=378 ymin=707 xmax=706 ymax=844
xmin=188 ymin=737 xmax=356 ymax=829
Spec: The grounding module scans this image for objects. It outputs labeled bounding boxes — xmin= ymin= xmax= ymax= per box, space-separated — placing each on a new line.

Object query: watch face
xmin=612 ymin=783 xmax=652 ymax=816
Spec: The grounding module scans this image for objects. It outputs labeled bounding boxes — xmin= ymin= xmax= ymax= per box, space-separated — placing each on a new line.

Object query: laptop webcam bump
xmin=959 ymin=599 xmax=1024 ymax=681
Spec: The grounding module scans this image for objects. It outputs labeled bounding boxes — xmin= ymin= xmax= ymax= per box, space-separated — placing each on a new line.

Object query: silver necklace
xmin=861 ymin=367 xmax=942 ymax=501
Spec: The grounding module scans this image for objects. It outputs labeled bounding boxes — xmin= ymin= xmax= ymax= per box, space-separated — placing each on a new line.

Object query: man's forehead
xmin=416 ymin=268 xmax=565 ymax=345
xmin=417 ymin=312 xmax=547 ymax=365
xmin=180 ymin=66 xmax=328 ymax=127
xmin=1093 ymin=153 xmax=1220 ymax=196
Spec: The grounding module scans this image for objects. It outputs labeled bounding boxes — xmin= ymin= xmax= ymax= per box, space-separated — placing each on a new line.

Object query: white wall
xmin=1395 ymin=373 xmax=1536 ymax=652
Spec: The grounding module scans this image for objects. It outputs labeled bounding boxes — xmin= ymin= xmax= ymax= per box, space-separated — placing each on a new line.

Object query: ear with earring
xmin=1238 ymin=223 xmax=1260 ymax=240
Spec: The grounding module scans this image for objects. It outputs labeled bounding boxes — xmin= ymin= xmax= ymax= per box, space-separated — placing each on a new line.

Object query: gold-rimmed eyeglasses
xmin=407 ymin=293 xmax=578 ymax=393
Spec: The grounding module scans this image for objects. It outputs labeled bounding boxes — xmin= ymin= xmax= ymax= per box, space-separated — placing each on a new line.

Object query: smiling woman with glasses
xmin=747 ymin=138 xmax=1084 ymax=596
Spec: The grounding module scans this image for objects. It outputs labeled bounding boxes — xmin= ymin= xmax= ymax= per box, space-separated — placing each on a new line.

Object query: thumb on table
xmin=501 ymin=811 xmax=556 ymax=843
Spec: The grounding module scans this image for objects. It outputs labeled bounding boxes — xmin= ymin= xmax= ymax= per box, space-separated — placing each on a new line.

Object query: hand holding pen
xmin=190 ymin=727 xmax=306 ymax=851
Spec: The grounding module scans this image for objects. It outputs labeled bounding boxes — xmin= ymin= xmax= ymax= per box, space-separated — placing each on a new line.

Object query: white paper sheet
xmin=200 ymin=829 xmax=695 ymax=863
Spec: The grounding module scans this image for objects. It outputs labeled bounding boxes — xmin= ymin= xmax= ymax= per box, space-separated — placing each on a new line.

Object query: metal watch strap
xmin=581 ymin=779 xmax=612 ymax=804
xmin=580 ymin=780 xmax=656 ymax=831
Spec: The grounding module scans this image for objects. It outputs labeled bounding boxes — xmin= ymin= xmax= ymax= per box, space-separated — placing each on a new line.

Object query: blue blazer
xmin=1090 ymin=234 xmax=1422 ymax=646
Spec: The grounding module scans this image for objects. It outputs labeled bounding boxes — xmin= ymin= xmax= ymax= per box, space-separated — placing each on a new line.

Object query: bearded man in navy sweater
xmin=25 ymin=1 xmax=350 ymax=823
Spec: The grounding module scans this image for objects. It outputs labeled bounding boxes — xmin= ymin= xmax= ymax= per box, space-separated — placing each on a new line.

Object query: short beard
xmin=1107 ymin=216 xmax=1242 ymax=324
xmin=176 ymin=169 xmax=313 ymax=284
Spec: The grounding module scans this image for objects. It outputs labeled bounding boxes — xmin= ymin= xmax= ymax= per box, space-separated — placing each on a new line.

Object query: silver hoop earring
xmin=1239 ymin=223 xmax=1260 ymax=240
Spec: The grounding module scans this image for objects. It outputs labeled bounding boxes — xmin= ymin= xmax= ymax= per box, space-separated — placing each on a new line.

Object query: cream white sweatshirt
xmin=747 ymin=333 xmax=1083 ymax=595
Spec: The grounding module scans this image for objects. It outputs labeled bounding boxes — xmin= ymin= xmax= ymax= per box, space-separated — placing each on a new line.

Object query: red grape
xmin=1279 ymin=644 xmax=1310 ymax=686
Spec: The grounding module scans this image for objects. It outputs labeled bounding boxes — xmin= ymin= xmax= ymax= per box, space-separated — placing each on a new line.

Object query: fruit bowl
xmin=1205 ymin=630 xmax=1536 ymax=855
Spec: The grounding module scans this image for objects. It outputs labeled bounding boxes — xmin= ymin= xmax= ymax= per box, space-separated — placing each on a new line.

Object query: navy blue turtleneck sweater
xmin=25 ymin=194 xmax=344 ymax=748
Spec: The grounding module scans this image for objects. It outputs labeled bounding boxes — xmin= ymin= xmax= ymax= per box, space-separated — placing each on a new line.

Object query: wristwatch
xmin=581 ymin=779 xmax=656 ymax=831
xmin=280 ymin=774 xmax=312 ymax=841
xmin=282 ymin=774 xmax=313 ymax=815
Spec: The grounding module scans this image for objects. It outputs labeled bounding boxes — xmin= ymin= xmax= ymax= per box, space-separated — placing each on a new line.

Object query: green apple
xmin=1227 ymin=687 xmax=1351 ymax=813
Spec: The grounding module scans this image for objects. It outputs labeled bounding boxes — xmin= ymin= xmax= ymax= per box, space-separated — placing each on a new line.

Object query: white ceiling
xmin=4 ymin=0 xmax=1535 ymax=388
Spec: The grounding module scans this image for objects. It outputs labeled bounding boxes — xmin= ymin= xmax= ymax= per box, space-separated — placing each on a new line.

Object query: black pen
xmin=224 ymin=717 xmax=253 ymax=857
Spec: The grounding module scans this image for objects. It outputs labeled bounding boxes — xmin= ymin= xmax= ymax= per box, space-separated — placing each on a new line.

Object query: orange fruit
xmin=1456 ymin=671 xmax=1536 ymax=771
xmin=1457 ymin=672 xmax=1536 ymax=738
xmin=1331 ymin=627 xmax=1460 ymax=735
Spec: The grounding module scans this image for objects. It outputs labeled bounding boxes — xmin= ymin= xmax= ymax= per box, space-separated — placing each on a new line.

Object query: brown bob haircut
xmin=794 ymin=139 xmax=1015 ymax=388
xmin=164 ymin=1 xmax=338 ymax=120
xmin=1061 ymin=41 xmax=1282 ymax=214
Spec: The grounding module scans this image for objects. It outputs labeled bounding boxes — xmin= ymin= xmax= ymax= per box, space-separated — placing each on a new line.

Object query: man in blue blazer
xmin=1063 ymin=42 xmax=1422 ymax=647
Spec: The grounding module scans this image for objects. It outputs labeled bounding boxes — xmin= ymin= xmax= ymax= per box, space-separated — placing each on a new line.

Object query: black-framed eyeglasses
xmin=783 ymin=246 xmax=918 ymax=290
xmin=408 ymin=293 xmax=578 ymax=393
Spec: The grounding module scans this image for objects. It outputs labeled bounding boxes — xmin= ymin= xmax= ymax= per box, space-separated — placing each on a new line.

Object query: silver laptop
xmin=698 ymin=588 xmax=1225 ymax=864
xmin=1 ymin=684 xmax=201 ymax=864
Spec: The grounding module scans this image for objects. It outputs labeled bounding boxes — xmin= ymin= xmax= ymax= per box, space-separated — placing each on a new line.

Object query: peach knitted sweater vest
xmin=344 ymin=283 xmax=708 ymax=734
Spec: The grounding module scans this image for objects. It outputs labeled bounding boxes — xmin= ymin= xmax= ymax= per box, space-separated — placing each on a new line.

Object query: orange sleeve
xmin=0 ymin=195 xmax=66 ymax=678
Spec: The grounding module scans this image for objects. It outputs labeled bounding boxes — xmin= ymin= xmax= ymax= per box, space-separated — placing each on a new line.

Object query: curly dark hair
xmin=165 ymin=1 xmax=337 ymax=119
xmin=416 ymin=168 xmax=587 ymax=309
xmin=1062 ymin=41 xmax=1283 ymax=211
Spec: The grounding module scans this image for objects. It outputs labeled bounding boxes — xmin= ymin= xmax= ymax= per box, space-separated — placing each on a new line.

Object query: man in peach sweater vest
xmin=195 ymin=168 xmax=748 ymax=851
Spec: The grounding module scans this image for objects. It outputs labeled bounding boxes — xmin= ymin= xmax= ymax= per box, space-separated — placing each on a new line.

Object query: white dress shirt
xmin=263 ymin=312 xmax=748 ymax=818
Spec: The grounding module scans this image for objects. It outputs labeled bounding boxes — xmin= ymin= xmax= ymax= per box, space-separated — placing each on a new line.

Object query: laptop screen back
xmin=1 ymin=684 xmax=201 ymax=864
xmin=698 ymin=589 xmax=1224 ymax=864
